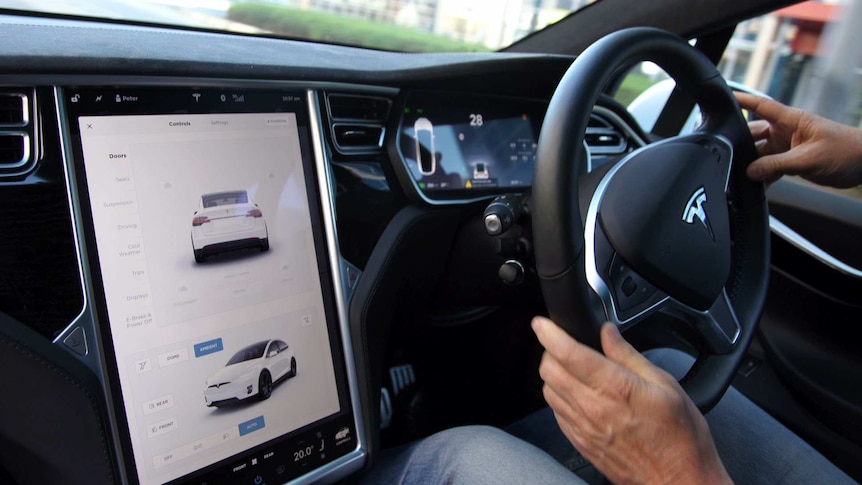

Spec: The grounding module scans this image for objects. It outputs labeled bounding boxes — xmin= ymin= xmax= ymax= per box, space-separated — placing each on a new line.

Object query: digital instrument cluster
xmin=396 ymin=91 xmax=546 ymax=201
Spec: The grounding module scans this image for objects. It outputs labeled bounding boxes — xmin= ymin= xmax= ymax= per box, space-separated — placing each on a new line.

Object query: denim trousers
xmin=357 ymin=349 xmax=856 ymax=484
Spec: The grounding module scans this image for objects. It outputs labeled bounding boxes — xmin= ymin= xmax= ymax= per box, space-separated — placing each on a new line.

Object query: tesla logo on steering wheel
xmin=683 ymin=186 xmax=715 ymax=241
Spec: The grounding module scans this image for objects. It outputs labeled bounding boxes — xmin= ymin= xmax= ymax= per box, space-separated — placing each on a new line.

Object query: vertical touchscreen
xmin=77 ymin=110 xmax=344 ymax=484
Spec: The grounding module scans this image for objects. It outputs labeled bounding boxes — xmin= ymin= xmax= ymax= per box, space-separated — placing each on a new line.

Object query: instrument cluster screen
xmin=397 ymin=91 xmax=545 ymax=199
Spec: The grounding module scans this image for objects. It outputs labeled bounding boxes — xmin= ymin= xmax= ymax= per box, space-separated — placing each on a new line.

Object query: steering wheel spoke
xmin=661 ymin=290 xmax=741 ymax=354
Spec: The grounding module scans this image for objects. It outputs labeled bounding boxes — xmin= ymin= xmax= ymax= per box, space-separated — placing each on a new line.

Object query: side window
xmin=718 ymin=1 xmax=862 ymax=199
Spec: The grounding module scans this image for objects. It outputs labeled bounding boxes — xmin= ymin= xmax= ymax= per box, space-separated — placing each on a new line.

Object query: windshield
xmin=225 ymin=341 xmax=268 ymax=365
xmin=0 ymin=0 xmax=597 ymax=52
xmin=202 ymin=191 xmax=249 ymax=207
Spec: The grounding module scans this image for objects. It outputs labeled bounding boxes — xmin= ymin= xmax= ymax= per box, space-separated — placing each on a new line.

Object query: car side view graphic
xmin=204 ymin=339 xmax=297 ymax=408
xmin=190 ymin=190 xmax=269 ymax=263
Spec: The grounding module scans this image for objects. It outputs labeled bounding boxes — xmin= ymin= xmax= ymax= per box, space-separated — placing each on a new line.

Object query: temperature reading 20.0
xmin=469 ymin=113 xmax=484 ymax=127
xmin=294 ymin=445 xmax=314 ymax=462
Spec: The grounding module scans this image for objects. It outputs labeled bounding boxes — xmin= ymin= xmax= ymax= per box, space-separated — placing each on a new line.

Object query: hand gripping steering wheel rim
xmin=533 ymin=27 xmax=770 ymax=413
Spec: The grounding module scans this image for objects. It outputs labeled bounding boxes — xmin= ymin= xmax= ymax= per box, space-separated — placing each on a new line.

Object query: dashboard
xmin=0 ymin=12 xmax=640 ymax=485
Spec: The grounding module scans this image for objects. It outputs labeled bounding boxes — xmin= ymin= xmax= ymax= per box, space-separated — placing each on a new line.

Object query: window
xmin=718 ymin=0 xmax=862 ymax=199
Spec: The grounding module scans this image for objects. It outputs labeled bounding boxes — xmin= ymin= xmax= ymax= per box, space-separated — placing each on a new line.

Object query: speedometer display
xmin=396 ymin=91 xmax=546 ymax=200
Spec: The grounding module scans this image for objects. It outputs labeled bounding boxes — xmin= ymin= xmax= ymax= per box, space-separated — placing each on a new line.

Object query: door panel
xmin=757 ymin=178 xmax=862 ymax=477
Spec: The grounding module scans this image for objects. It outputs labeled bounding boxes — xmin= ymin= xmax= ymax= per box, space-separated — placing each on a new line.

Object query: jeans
xmin=357 ymin=349 xmax=856 ymax=485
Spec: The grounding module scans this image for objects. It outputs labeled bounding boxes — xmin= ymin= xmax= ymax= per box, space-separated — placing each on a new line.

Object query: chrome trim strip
xmin=583 ymin=140 xmax=593 ymax=173
xmin=52 ymin=87 xmax=94 ymax=357
xmin=295 ymin=89 xmax=367 ymax=483
xmin=52 ymin=86 xmax=133 ymax=485
xmin=769 ymin=215 xmax=862 ymax=279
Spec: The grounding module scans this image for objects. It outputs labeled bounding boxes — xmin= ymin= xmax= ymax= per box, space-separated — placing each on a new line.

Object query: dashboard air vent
xmin=0 ymin=93 xmax=27 ymax=125
xmin=326 ymin=93 xmax=392 ymax=154
xmin=327 ymin=94 xmax=391 ymax=122
xmin=585 ymin=112 xmax=627 ymax=155
xmin=0 ymin=134 xmax=29 ymax=167
xmin=0 ymin=89 xmax=38 ymax=179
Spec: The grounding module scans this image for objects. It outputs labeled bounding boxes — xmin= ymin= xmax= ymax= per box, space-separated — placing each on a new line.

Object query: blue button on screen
xmin=239 ymin=416 xmax=266 ymax=436
xmin=194 ymin=338 xmax=224 ymax=358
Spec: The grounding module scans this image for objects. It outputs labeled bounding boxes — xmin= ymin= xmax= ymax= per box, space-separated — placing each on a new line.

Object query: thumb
xmin=600 ymin=323 xmax=653 ymax=376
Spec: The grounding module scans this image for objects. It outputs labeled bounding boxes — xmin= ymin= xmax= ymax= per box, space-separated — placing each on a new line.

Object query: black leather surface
xmin=0 ymin=88 xmax=84 ymax=340
xmin=0 ymin=313 xmax=116 ymax=485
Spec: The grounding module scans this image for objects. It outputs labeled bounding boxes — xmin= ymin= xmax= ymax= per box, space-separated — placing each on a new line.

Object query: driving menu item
xmin=65 ymin=88 xmax=359 ymax=485
xmin=397 ymin=91 xmax=545 ymax=200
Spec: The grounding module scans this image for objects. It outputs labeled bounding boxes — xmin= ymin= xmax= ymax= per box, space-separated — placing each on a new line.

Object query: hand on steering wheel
xmin=533 ymin=316 xmax=732 ymax=485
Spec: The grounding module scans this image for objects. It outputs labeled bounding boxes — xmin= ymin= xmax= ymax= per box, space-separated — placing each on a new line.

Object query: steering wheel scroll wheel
xmin=533 ymin=27 xmax=769 ymax=413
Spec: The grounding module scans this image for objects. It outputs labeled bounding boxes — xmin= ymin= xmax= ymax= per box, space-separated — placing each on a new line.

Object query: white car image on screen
xmin=191 ymin=190 xmax=269 ymax=263
xmin=204 ymin=339 xmax=297 ymax=407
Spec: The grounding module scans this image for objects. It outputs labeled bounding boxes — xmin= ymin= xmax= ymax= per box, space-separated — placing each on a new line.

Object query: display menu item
xmin=67 ymin=88 xmax=356 ymax=485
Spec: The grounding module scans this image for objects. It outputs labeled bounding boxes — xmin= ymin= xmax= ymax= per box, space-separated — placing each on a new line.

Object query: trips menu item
xmin=76 ymin=108 xmax=345 ymax=485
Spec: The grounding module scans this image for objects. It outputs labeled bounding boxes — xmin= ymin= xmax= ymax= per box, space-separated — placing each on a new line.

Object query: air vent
xmin=585 ymin=132 xmax=623 ymax=148
xmin=333 ymin=124 xmax=384 ymax=150
xmin=327 ymin=94 xmax=391 ymax=122
xmin=0 ymin=89 xmax=37 ymax=179
xmin=326 ymin=93 xmax=392 ymax=154
xmin=0 ymin=93 xmax=28 ymax=125
xmin=585 ymin=112 xmax=627 ymax=155
xmin=0 ymin=133 xmax=30 ymax=168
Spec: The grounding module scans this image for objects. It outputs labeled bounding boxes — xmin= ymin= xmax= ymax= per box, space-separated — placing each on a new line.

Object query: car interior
xmin=0 ymin=0 xmax=860 ymax=484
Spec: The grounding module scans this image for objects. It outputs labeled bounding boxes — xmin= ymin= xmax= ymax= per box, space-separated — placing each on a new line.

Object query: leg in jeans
xmin=356 ymin=425 xmax=588 ymax=485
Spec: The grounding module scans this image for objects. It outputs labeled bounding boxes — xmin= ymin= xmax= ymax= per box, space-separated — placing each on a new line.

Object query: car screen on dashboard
xmin=397 ymin=91 xmax=546 ymax=200
xmin=65 ymin=88 xmax=357 ymax=485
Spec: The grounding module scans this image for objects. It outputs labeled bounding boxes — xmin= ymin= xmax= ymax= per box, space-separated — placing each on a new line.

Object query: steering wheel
xmin=533 ymin=27 xmax=769 ymax=412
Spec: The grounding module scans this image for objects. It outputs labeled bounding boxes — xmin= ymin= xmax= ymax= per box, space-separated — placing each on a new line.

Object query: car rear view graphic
xmin=190 ymin=190 xmax=269 ymax=263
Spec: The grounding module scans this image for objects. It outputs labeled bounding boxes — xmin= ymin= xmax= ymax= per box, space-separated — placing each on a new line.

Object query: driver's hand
xmin=532 ymin=317 xmax=732 ymax=485
xmin=734 ymin=92 xmax=862 ymax=188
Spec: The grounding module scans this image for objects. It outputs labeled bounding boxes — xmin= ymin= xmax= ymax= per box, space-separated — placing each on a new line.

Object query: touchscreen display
xmin=398 ymin=91 xmax=545 ymax=196
xmin=70 ymin=89 xmax=354 ymax=484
